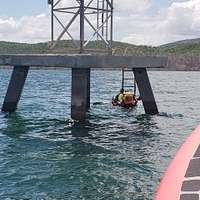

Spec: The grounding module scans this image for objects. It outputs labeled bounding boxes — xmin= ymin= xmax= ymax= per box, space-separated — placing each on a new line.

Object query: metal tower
xmin=48 ymin=0 xmax=113 ymax=54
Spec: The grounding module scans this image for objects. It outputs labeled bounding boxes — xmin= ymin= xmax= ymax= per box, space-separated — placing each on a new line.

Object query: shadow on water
xmin=158 ymin=112 xmax=184 ymax=119
xmin=0 ymin=114 xmax=122 ymax=199
xmin=67 ymin=120 xmax=115 ymax=154
xmin=1 ymin=111 xmax=116 ymax=151
xmin=0 ymin=108 xmax=178 ymax=200
xmin=135 ymin=114 xmax=156 ymax=128
xmin=69 ymin=120 xmax=92 ymax=138
xmin=0 ymin=109 xmax=162 ymax=159
xmin=1 ymin=112 xmax=31 ymax=138
xmin=0 ymin=108 xmax=161 ymax=142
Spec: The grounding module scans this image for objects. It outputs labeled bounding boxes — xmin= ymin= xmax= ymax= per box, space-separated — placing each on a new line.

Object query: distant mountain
xmin=160 ymin=38 xmax=200 ymax=48
xmin=158 ymin=38 xmax=200 ymax=56
xmin=1 ymin=39 xmax=200 ymax=56
xmin=0 ymin=40 xmax=132 ymax=54
xmin=160 ymin=38 xmax=200 ymax=71
xmin=0 ymin=40 xmax=165 ymax=60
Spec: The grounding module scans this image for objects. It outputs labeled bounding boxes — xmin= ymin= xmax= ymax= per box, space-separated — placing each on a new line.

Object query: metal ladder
xmin=122 ymin=69 xmax=137 ymax=95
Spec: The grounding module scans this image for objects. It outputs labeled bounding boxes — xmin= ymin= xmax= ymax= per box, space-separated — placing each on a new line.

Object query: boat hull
xmin=155 ymin=125 xmax=200 ymax=200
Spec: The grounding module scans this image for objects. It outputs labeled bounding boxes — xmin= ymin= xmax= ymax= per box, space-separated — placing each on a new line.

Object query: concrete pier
xmin=71 ymin=68 xmax=90 ymax=120
xmin=134 ymin=68 xmax=158 ymax=114
xmin=2 ymin=65 xmax=29 ymax=112
xmin=0 ymin=54 xmax=167 ymax=120
xmin=0 ymin=54 xmax=167 ymax=68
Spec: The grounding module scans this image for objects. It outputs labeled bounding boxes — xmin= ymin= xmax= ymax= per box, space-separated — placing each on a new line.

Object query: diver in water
xmin=114 ymin=89 xmax=124 ymax=104
xmin=112 ymin=88 xmax=140 ymax=107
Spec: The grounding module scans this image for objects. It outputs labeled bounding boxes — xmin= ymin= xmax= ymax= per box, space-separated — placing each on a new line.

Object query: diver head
xmin=120 ymin=88 xmax=124 ymax=93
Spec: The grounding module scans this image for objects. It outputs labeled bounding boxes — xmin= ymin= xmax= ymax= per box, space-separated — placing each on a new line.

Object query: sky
xmin=0 ymin=0 xmax=200 ymax=46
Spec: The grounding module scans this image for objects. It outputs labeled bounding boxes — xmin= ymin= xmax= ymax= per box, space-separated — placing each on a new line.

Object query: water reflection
xmin=70 ymin=120 xmax=91 ymax=138
xmin=1 ymin=113 xmax=31 ymax=138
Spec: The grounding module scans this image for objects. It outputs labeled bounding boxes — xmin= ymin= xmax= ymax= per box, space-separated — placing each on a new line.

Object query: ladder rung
xmin=123 ymin=69 xmax=133 ymax=72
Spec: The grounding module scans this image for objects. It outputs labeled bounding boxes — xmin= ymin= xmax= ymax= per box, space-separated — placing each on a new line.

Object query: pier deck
xmin=0 ymin=54 xmax=167 ymax=120
xmin=0 ymin=54 xmax=167 ymax=68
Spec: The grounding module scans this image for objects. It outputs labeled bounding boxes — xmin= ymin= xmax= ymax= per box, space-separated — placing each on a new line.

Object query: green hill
xmin=0 ymin=40 xmax=157 ymax=55
xmin=160 ymin=38 xmax=200 ymax=48
xmin=1 ymin=39 xmax=200 ymax=56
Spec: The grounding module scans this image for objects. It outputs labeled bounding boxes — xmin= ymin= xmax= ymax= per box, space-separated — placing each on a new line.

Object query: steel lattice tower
xmin=48 ymin=0 xmax=113 ymax=54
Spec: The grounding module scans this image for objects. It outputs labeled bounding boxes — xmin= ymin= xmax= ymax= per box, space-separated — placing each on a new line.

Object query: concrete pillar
xmin=2 ymin=66 xmax=29 ymax=112
xmin=71 ymin=68 xmax=90 ymax=121
xmin=133 ymin=68 xmax=158 ymax=115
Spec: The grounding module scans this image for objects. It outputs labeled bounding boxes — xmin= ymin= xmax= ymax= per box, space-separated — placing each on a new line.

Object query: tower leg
xmin=71 ymin=68 xmax=90 ymax=121
xmin=2 ymin=66 xmax=29 ymax=112
xmin=133 ymin=68 xmax=158 ymax=115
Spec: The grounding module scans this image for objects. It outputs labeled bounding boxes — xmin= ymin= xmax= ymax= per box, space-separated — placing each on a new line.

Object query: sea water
xmin=0 ymin=69 xmax=199 ymax=200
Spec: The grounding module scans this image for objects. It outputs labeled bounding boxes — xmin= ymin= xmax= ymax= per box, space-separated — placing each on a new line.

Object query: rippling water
xmin=0 ymin=69 xmax=199 ymax=200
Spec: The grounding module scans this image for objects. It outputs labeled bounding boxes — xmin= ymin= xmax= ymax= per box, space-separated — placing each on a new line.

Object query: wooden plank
xmin=2 ymin=66 xmax=29 ymax=112
xmin=0 ymin=54 xmax=167 ymax=69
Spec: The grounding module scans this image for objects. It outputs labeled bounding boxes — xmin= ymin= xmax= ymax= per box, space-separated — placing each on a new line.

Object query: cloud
xmin=115 ymin=0 xmax=150 ymax=13
xmin=0 ymin=0 xmax=200 ymax=46
xmin=59 ymin=0 xmax=150 ymax=12
xmin=120 ymin=0 xmax=200 ymax=46
xmin=164 ymin=0 xmax=200 ymax=35
xmin=0 ymin=14 xmax=50 ymax=43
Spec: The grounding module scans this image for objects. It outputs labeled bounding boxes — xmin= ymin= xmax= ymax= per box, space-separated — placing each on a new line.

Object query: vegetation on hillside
xmin=0 ymin=39 xmax=200 ymax=56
